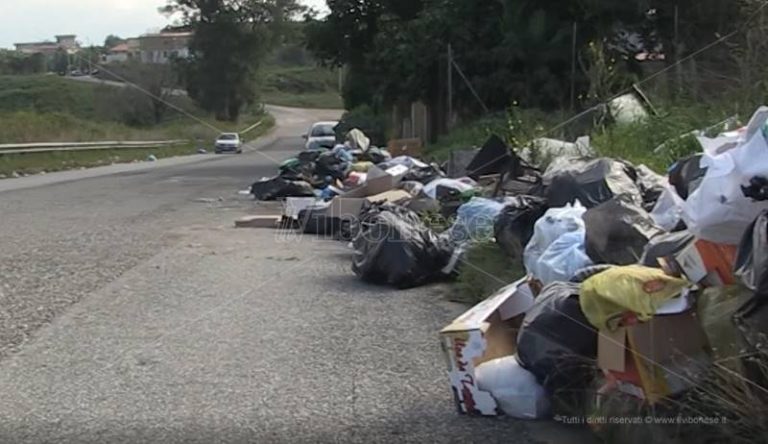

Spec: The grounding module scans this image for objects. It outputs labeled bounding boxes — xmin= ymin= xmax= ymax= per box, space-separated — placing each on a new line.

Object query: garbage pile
xmin=438 ymin=106 xmax=768 ymax=421
xmin=245 ymin=109 xmax=768 ymax=422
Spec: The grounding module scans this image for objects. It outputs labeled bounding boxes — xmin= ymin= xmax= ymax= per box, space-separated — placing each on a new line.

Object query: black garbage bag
xmin=635 ymin=164 xmax=667 ymax=211
xmin=315 ymin=152 xmax=349 ymax=181
xmin=299 ymin=202 xmax=342 ymax=235
xmin=403 ymin=164 xmax=445 ymax=184
xmin=516 ymin=282 xmax=598 ymax=396
xmin=734 ymin=211 xmax=768 ymax=302
xmin=466 ymin=134 xmax=520 ymax=179
xmin=493 ymin=196 xmax=549 ymax=258
xmin=640 ymin=230 xmax=695 ymax=268
xmin=251 ymin=176 xmax=316 ymax=201
xmin=298 ymin=150 xmax=323 ymax=164
xmin=669 ymin=153 xmax=707 ymax=200
xmin=742 ymin=176 xmax=768 ymax=202
xmin=352 ymin=205 xmax=453 ymax=289
xmin=733 ymin=212 xmax=768 ymax=378
xmin=538 ymin=157 xmax=643 ymax=209
xmin=583 ymin=194 xmax=665 ymax=265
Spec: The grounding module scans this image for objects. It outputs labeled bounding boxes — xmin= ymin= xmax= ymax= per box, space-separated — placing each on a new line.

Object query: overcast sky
xmin=0 ymin=0 xmax=327 ymax=49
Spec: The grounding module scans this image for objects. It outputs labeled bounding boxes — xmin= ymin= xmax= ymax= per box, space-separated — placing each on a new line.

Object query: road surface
xmin=0 ymin=106 xmax=593 ymax=443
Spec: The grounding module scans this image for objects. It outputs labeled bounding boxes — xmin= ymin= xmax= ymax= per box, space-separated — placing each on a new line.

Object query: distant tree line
xmin=304 ymin=0 xmax=754 ymax=117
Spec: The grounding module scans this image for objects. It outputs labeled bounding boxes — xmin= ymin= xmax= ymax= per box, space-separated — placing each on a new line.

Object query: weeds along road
xmin=0 ymin=106 xmax=594 ymax=443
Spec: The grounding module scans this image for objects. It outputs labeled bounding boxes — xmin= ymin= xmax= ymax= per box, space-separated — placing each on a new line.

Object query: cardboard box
xmin=343 ymin=164 xmax=409 ymax=198
xmin=666 ymin=240 xmax=737 ymax=286
xmin=325 ymin=190 xmax=412 ymax=220
xmin=440 ymin=279 xmax=534 ymax=416
xmin=387 ymin=138 xmax=423 ymax=157
xmin=597 ymin=310 xmax=711 ymax=404
xmin=235 ymin=215 xmax=281 ymax=228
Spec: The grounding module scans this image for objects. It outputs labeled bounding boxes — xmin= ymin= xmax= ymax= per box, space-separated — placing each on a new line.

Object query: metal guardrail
xmin=0 ymin=118 xmax=265 ymax=155
xmin=0 ymin=140 xmax=188 ymax=155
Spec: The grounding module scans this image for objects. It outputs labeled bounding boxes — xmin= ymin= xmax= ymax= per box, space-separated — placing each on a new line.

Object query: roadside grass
xmin=0 ymin=110 xmax=274 ymax=144
xmin=0 ymin=112 xmax=275 ymax=177
xmin=452 ymin=240 xmax=525 ymax=305
xmin=0 ymin=144 xmax=197 ymax=177
xmin=260 ymin=65 xmax=343 ymax=109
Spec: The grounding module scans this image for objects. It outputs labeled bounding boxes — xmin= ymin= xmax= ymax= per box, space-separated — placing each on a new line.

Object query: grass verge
xmin=0 ymin=144 xmax=197 ymax=177
xmin=0 ymin=113 xmax=275 ymax=177
xmin=260 ymin=65 xmax=343 ymax=109
xmin=452 ymin=240 xmax=525 ymax=305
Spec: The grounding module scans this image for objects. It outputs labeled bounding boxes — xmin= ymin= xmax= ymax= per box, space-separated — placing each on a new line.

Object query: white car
xmin=303 ymin=121 xmax=339 ymax=151
xmin=214 ymin=133 xmax=243 ymax=154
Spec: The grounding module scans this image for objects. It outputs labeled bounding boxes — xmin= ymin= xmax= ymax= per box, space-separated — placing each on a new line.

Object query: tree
xmin=53 ymin=49 xmax=70 ymax=75
xmin=104 ymin=35 xmax=125 ymax=49
xmin=164 ymin=0 xmax=306 ymax=121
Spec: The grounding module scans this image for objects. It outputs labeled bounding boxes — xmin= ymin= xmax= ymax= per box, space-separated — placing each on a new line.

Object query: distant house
xmin=104 ymin=43 xmax=130 ymax=64
xmin=138 ymin=32 xmax=192 ymax=64
xmin=14 ymin=34 xmax=79 ymax=55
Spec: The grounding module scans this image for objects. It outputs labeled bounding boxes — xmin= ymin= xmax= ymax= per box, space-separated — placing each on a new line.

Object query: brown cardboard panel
xmin=598 ymin=327 xmax=629 ymax=372
xmin=474 ymin=313 xmax=521 ymax=367
xmin=235 ymin=215 xmax=281 ymax=228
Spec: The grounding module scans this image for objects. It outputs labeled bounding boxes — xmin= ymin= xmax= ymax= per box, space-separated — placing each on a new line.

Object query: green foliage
xmin=591 ymin=103 xmax=734 ymax=172
xmin=167 ymin=0 xmax=306 ymax=122
xmin=335 ymin=105 xmax=389 ymax=146
xmin=452 ymin=240 xmax=524 ymax=305
xmin=0 ymin=144 xmax=197 ymax=177
xmin=0 ymin=75 xmax=99 ymax=119
xmin=0 ymin=51 xmax=47 ymax=75
xmin=426 ymin=115 xmax=511 ymax=160
xmin=104 ymin=35 xmax=125 ymax=49
xmin=259 ymin=65 xmax=342 ymax=108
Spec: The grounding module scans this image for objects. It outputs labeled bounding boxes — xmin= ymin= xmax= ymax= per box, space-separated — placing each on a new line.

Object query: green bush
xmin=335 ymin=105 xmax=389 ymax=146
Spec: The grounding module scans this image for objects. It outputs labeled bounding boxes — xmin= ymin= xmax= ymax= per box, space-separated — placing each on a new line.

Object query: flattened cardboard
xmin=440 ymin=279 xmax=534 ymax=416
xmin=325 ymin=190 xmax=413 ymax=219
xmin=235 ymin=215 xmax=281 ymax=228
xmin=597 ymin=311 xmax=711 ymax=403
xmin=343 ymin=165 xmax=408 ymax=198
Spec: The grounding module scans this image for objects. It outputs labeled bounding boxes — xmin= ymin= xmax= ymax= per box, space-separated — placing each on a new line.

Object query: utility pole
xmin=447 ymin=44 xmax=454 ymax=131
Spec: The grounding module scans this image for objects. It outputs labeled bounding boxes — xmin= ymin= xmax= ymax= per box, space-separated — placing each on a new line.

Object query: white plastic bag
xmin=476 ymin=356 xmax=551 ymax=419
xmin=524 ymin=202 xmax=587 ymax=281
xmin=651 ymin=185 xmax=686 ymax=231
xmin=423 ymin=177 xmax=477 ymax=199
xmin=683 ymin=107 xmax=768 ymax=244
xmin=533 ymin=231 xmax=593 ymax=285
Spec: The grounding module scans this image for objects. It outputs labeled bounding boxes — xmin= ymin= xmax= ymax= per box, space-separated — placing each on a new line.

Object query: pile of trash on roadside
xmin=243 ymin=107 xmax=768 ymax=423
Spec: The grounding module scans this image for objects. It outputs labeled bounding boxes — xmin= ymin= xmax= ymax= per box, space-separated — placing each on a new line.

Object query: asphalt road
xmin=0 ymin=106 xmax=594 ymax=443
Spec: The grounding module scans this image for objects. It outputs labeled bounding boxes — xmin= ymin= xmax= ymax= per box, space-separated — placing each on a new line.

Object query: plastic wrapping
xmin=640 ymin=230 xmax=695 ymax=268
xmin=668 ymin=153 xmax=707 ymax=200
xmin=251 ymin=176 xmax=316 ymax=201
xmin=447 ymin=197 xmax=510 ymax=244
xmin=683 ymin=107 xmax=768 ymax=244
xmin=493 ymin=196 xmax=549 ymax=258
xmin=540 ymin=157 xmax=643 ymax=209
xmin=579 ymin=265 xmax=690 ymax=330
xmin=523 ymin=202 xmax=587 ymax=283
xmin=352 ymin=205 xmax=453 ymax=288
xmin=650 ymin=185 xmax=686 ymax=232
xmin=423 ymin=178 xmax=477 ymax=200
xmin=534 ymin=231 xmax=593 ymax=285
xmin=734 ymin=211 xmax=768 ymax=302
xmin=516 ymin=282 xmax=598 ymax=395
xmin=476 ymin=356 xmax=551 ymax=419
xmin=635 ymin=164 xmax=667 ymax=210
xmin=583 ymin=194 xmax=665 ymax=266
